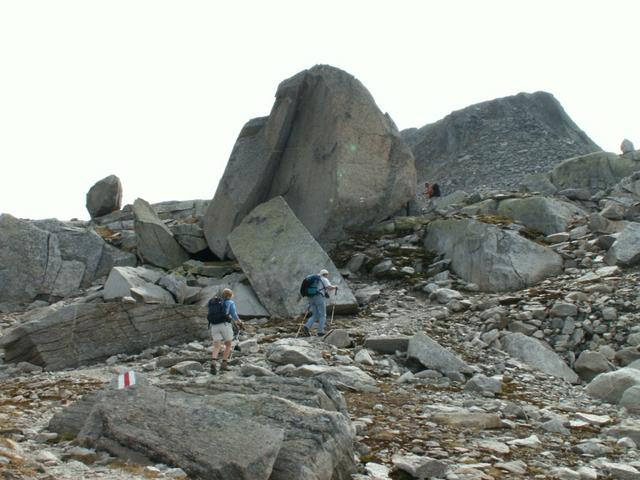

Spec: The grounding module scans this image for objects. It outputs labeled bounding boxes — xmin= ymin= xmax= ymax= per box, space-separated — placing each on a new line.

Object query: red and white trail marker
xmin=117 ymin=370 xmax=136 ymax=389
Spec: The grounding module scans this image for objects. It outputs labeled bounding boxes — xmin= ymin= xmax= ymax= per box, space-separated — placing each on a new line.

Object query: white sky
xmin=1 ymin=0 xmax=638 ymax=221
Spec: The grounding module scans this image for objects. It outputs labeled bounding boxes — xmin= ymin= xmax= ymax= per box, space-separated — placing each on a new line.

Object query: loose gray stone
xmin=501 ymin=332 xmax=579 ymax=383
xmin=407 ymin=333 xmax=472 ymax=375
xmin=575 ymin=350 xmax=614 ymax=382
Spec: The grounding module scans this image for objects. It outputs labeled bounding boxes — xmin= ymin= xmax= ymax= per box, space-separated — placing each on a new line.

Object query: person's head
xmin=319 ymin=269 xmax=329 ymax=278
xmin=222 ymin=288 xmax=234 ymax=299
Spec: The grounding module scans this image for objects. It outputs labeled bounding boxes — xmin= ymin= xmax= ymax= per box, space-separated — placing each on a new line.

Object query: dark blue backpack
xmin=207 ymin=297 xmax=230 ymax=325
xmin=300 ymin=274 xmax=322 ymax=297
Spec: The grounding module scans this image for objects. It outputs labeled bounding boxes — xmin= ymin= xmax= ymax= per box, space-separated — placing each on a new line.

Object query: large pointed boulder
xmin=86 ymin=174 xmax=123 ymax=218
xmin=133 ymin=198 xmax=189 ymax=269
xmin=227 ymin=196 xmax=357 ymax=318
xmin=204 ymin=64 xmax=417 ymax=258
xmin=424 ymin=218 xmax=563 ymax=292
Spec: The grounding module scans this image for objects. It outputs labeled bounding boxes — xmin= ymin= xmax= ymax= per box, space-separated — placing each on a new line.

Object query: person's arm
xmin=227 ymin=300 xmax=243 ymax=328
xmin=322 ymin=276 xmax=338 ymax=292
xmin=227 ymin=300 xmax=240 ymax=321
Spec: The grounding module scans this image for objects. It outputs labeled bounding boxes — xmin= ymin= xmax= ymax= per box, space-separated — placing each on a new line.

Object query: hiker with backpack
xmin=300 ymin=269 xmax=337 ymax=337
xmin=207 ymin=288 xmax=243 ymax=374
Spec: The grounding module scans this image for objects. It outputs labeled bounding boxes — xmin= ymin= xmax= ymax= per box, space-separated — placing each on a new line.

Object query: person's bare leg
xmin=221 ymin=340 xmax=232 ymax=370
xmin=211 ymin=340 xmax=222 ymax=373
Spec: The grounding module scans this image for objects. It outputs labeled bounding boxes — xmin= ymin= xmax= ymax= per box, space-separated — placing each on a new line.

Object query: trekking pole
xmin=329 ymin=287 xmax=338 ymax=327
xmin=295 ymin=307 xmax=311 ymax=338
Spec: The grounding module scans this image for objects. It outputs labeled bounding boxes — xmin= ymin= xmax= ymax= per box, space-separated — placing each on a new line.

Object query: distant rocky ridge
xmin=402 ymin=91 xmax=601 ymax=195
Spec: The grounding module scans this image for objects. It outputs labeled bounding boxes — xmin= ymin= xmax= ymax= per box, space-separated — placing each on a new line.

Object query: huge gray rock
xmin=52 ymin=379 xmax=355 ymax=480
xmin=604 ymin=223 xmax=640 ymax=266
xmin=549 ymin=151 xmax=640 ymax=192
xmin=586 ymin=367 xmax=640 ymax=404
xmin=401 ymin=91 xmax=599 ymax=194
xmin=133 ymin=198 xmax=189 ymax=269
xmin=494 ymin=196 xmax=585 ymax=235
xmin=86 ymin=174 xmax=123 ymax=219
xmin=227 ymin=196 xmax=357 ymax=317
xmin=78 ymin=385 xmax=284 ymax=479
xmin=424 ymin=218 xmax=563 ymax=292
xmin=407 ymin=333 xmax=472 ymax=375
xmin=204 ymin=64 xmax=416 ymax=258
xmin=0 ymin=214 xmax=61 ymax=303
xmin=501 ymin=333 xmax=579 ymax=383
xmin=0 ymin=303 xmax=207 ymax=370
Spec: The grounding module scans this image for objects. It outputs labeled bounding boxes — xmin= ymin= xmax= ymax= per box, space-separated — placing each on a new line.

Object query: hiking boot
xmin=317 ymin=332 xmax=325 ymax=337
xmin=301 ymin=325 xmax=311 ymax=337
xmin=210 ymin=362 xmax=217 ymax=375
xmin=220 ymin=360 xmax=230 ymax=371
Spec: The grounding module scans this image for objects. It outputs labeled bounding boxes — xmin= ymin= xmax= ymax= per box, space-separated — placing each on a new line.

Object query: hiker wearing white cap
xmin=302 ymin=269 xmax=337 ymax=336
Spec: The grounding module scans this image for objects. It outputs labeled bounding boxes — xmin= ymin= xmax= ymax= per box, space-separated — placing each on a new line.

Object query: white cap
xmin=319 ymin=269 xmax=329 ymax=276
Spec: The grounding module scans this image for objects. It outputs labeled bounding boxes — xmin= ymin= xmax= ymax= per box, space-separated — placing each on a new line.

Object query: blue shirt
xmin=223 ymin=299 xmax=239 ymax=321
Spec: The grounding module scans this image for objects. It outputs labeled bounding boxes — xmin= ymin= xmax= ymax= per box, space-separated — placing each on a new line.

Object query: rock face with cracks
xmin=203 ymin=64 xmax=416 ymax=258
xmin=0 ymin=303 xmax=207 ymax=370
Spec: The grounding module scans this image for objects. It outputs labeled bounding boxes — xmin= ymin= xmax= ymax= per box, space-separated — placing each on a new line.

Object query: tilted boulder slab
xmin=227 ymin=196 xmax=357 ymax=317
xmin=133 ymin=198 xmax=189 ymax=269
xmin=401 ymin=91 xmax=600 ymax=194
xmin=204 ymin=64 xmax=416 ymax=258
xmin=407 ymin=333 xmax=472 ymax=375
xmin=549 ymin=151 xmax=640 ymax=192
xmin=501 ymin=332 xmax=579 ymax=384
xmin=86 ymin=174 xmax=123 ymax=219
xmin=0 ymin=303 xmax=207 ymax=370
xmin=424 ymin=218 xmax=563 ymax=292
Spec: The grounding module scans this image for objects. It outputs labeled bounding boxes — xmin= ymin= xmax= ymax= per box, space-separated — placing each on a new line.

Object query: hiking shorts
xmin=210 ymin=322 xmax=233 ymax=342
